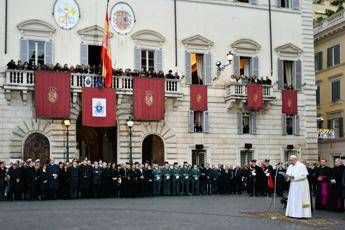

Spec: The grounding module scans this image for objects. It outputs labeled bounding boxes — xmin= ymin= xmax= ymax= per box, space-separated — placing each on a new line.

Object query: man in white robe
xmin=285 ymin=155 xmax=312 ymax=218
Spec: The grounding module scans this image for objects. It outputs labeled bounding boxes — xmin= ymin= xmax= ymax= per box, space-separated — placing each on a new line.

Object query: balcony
xmin=225 ymin=83 xmax=275 ymax=109
xmin=3 ymin=70 xmax=182 ymax=102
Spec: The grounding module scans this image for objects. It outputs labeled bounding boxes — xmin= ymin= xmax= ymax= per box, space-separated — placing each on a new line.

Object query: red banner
xmin=133 ymin=78 xmax=165 ymax=120
xmin=35 ymin=71 xmax=70 ymax=118
xmin=247 ymin=84 xmax=263 ymax=111
xmin=190 ymin=85 xmax=208 ymax=111
xmin=282 ymin=90 xmax=298 ymax=115
xmin=82 ymin=88 xmax=116 ymax=127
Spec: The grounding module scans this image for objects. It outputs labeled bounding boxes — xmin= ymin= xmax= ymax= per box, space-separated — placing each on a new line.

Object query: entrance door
xmin=192 ymin=150 xmax=206 ymax=166
xmin=23 ymin=132 xmax=50 ymax=164
xmin=142 ymin=135 xmax=164 ymax=165
xmin=76 ymin=113 xmax=117 ymax=162
xmin=88 ymin=45 xmax=102 ymax=68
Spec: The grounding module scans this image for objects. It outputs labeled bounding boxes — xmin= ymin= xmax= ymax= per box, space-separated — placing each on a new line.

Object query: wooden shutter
xmin=277 ymin=58 xmax=284 ymax=90
xmin=292 ymin=0 xmax=300 ymax=10
xmin=250 ymin=112 xmax=257 ymax=135
xmin=334 ymin=44 xmax=340 ymax=65
xmin=20 ymin=39 xmax=29 ymax=62
xmin=318 ymin=52 xmax=323 ymax=70
xmin=154 ymin=48 xmax=163 ymax=72
xmin=188 ymin=110 xmax=194 ymax=133
xmin=293 ymin=115 xmax=300 ymax=136
xmin=282 ymin=115 xmax=287 ymax=135
xmin=233 ymin=54 xmax=240 ymax=76
xmin=327 ymin=47 xmax=332 ymax=67
xmin=237 ymin=112 xmax=243 ymax=135
xmin=203 ymin=111 xmax=209 ymax=133
xmin=44 ymin=41 xmax=53 ymax=65
xmin=277 ymin=0 xmax=281 ymax=7
xmin=339 ymin=118 xmax=344 ymax=138
xmin=80 ymin=43 xmax=88 ymax=65
xmin=294 ymin=59 xmax=302 ymax=90
xmin=134 ymin=46 xmax=142 ymax=71
xmin=327 ymin=119 xmax=332 ymax=129
xmin=185 ymin=51 xmax=192 ymax=85
xmin=204 ymin=52 xmax=212 ymax=85
xmin=250 ymin=56 xmax=259 ymax=77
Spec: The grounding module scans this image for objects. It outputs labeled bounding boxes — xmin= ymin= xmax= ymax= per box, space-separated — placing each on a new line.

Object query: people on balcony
xmin=231 ymin=74 xmax=272 ymax=86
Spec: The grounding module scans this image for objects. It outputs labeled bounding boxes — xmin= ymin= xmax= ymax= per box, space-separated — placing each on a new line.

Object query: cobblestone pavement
xmin=0 ymin=195 xmax=344 ymax=230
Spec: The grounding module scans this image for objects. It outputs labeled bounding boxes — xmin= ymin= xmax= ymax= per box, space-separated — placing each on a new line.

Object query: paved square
xmin=0 ymin=196 xmax=344 ymax=230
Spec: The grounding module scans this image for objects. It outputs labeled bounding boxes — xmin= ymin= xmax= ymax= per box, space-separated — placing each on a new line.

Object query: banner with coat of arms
xmin=190 ymin=85 xmax=208 ymax=111
xmin=247 ymin=84 xmax=263 ymax=111
xmin=133 ymin=78 xmax=165 ymax=121
xmin=35 ymin=71 xmax=70 ymax=118
xmin=282 ymin=90 xmax=298 ymax=115
xmin=82 ymin=88 xmax=116 ymax=127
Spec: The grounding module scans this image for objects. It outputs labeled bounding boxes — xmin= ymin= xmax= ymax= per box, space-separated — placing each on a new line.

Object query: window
xmin=28 ymin=40 xmax=45 ymax=66
xmin=317 ymin=119 xmax=323 ymax=129
xmin=316 ymin=85 xmax=321 ymax=106
xmin=278 ymin=59 xmax=302 ymax=90
xmin=240 ymin=150 xmax=254 ymax=166
xmin=188 ymin=111 xmax=209 ymax=133
xmin=315 ymin=52 xmax=323 ymax=71
xmin=141 ymin=49 xmax=155 ymax=72
xmin=238 ymin=112 xmax=256 ymax=135
xmin=243 ymin=113 xmax=250 ymax=134
xmin=328 ymin=117 xmax=343 ymax=138
xmin=192 ymin=150 xmax=206 ymax=166
xmin=327 ymin=44 xmax=340 ymax=67
xmin=280 ymin=0 xmax=291 ymax=8
xmin=191 ymin=53 xmax=204 ymax=85
xmin=240 ymin=57 xmax=252 ymax=76
xmin=331 ymin=79 xmax=341 ymax=103
xmin=88 ymin=45 xmax=102 ymax=67
xmin=284 ymin=149 xmax=298 ymax=162
xmin=283 ymin=60 xmax=294 ymax=89
xmin=282 ymin=115 xmax=300 ymax=136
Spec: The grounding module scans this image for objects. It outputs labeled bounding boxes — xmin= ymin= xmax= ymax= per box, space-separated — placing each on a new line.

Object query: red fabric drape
xmin=247 ymin=84 xmax=263 ymax=111
xmin=282 ymin=90 xmax=298 ymax=115
xmin=190 ymin=85 xmax=208 ymax=111
xmin=82 ymin=88 xmax=116 ymax=127
xmin=133 ymin=78 xmax=165 ymax=121
xmin=35 ymin=71 xmax=70 ymax=118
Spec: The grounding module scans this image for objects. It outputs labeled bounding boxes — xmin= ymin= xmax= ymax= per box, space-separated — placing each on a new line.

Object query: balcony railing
xmin=225 ymin=83 xmax=275 ymax=101
xmin=4 ymin=70 xmax=182 ymax=97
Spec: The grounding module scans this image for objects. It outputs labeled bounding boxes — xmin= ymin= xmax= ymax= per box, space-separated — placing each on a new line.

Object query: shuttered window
xmin=282 ymin=115 xmax=300 ymax=136
xmin=328 ymin=117 xmax=344 ymax=138
xmin=327 ymin=44 xmax=341 ymax=67
xmin=238 ymin=112 xmax=256 ymax=135
xmin=188 ymin=111 xmax=209 ymax=133
xmin=240 ymin=150 xmax=254 ymax=167
xmin=141 ymin=49 xmax=155 ymax=72
xmin=314 ymin=52 xmax=323 ymax=71
xmin=331 ymin=79 xmax=341 ymax=103
xmin=316 ymin=85 xmax=321 ymax=106
xmin=27 ymin=40 xmax=46 ymax=65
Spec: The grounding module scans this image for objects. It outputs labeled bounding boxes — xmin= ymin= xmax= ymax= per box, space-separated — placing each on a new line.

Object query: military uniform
xmin=172 ymin=165 xmax=181 ymax=196
xmin=191 ymin=166 xmax=200 ymax=195
xmin=153 ymin=166 xmax=162 ymax=196
xmin=181 ymin=165 xmax=191 ymax=195
xmin=162 ymin=165 xmax=171 ymax=196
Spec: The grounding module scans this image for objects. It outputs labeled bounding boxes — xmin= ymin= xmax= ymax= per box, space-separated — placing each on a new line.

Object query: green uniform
xmin=161 ymin=167 xmax=171 ymax=196
xmin=181 ymin=166 xmax=191 ymax=195
xmin=191 ymin=167 xmax=200 ymax=195
xmin=153 ymin=167 xmax=162 ymax=196
xmin=171 ymin=167 xmax=181 ymax=196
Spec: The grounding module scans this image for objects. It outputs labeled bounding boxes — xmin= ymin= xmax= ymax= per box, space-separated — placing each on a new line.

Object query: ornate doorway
xmin=142 ymin=134 xmax=164 ymax=165
xmin=23 ymin=132 xmax=50 ymax=164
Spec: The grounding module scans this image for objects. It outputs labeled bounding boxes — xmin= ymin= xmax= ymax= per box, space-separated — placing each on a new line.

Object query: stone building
xmin=0 ymin=0 xmax=317 ymax=165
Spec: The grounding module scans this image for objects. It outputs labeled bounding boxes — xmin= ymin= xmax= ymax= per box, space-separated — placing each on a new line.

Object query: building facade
xmin=315 ymin=9 xmax=345 ymax=165
xmin=0 ymin=0 xmax=317 ymax=165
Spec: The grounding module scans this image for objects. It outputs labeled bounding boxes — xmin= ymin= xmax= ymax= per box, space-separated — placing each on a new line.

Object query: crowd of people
xmin=0 ymin=157 xmax=344 ymax=213
xmin=6 ymin=59 xmax=180 ymax=79
xmin=231 ymin=74 xmax=272 ymax=85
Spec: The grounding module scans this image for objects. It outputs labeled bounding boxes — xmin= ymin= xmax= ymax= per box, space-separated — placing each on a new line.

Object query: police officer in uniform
xmin=172 ymin=162 xmax=181 ymax=196
xmin=162 ymin=162 xmax=171 ymax=196
xmin=191 ymin=164 xmax=200 ymax=195
xmin=153 ymin=162 xmax=162 ymax=196
xmin=181 ymin=162 xmax=191 ymax=196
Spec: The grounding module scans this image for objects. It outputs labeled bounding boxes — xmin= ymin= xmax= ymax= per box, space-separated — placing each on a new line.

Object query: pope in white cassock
xmin=285 ymin=155 xmax=312 ymax=218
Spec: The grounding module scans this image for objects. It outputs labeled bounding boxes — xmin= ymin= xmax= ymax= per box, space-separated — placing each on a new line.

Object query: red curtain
xmin=190 ymin=85 xmax=208 ymax=111
xmin=82 ymin=88 xmax=116 ymax=127
xmin=133 ymin=78 xmax=165 ymax=121
xmin=247 ymin=84 xmax=263 ymax=111
xmin=282 ymin=90 xmax=298 ymax=115
xmin=35 ymin=71 xmax=70 ymax=118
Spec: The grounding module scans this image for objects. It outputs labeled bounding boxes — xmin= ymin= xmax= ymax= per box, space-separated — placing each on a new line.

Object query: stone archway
xmin=142 ymin=134 xmax=164 ymax=165
xmin=23 ymin=132 xmax=50 ymax=164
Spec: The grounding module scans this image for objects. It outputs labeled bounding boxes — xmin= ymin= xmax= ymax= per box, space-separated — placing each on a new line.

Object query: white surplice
xmin=285 ymin=161 xmax=312 ymax=218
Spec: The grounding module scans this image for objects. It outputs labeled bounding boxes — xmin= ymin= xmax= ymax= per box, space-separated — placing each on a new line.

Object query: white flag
xmin=92 ymin=98 xmax=106 ymax=117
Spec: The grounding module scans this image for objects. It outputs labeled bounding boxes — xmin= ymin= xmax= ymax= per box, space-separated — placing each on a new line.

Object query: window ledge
xmin=330 ymin=100 xmax=343 ymax=106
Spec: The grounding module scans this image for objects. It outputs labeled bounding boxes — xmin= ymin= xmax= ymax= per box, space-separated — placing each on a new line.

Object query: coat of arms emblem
xmin=145 ymin=90 xmax=154 ymax=106
xmin=287 ymin=99 xmax=292 ymax=108
xmin=196 ymin=93 xmax=202 ymax=103
xmin=253 ymin=93 xmax=258 ymax=102
xmin=47 ymin=87 xmax=58 ymax=103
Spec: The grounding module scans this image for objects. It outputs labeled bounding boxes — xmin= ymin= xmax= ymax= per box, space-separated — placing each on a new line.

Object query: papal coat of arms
xmin=196 ymin=93 xmax=202 ymax=103
xmin=145 ymin=90 xmax=154 ymax=106
xmin=47 ymin=87 xmax=58 ymax=103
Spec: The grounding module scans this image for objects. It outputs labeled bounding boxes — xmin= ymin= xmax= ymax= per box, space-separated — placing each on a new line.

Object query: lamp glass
xmin=127 ymin=120 xmax=134 ymax=128
xmin=227 ymin=51 xmax=233 ymax=62
xmin=63 ymin=119 xmax=71 ymax=127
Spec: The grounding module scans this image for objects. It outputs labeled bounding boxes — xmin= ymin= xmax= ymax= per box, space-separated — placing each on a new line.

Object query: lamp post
xmin=126 ymin=116 xmax=134 ymax=165
xmin=216 ymin=51 xmax=234 ymax=75
xmin=63 ymin=119 xmax=71 ymax=162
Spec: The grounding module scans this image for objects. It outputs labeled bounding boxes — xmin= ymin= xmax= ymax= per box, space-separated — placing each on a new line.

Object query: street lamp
xmin=63 ymin=119 xmax=71 ymax=162
xmin=216 ymin=51 xmax=234 ymax=76
xmin=226 ymin=51 xmax=234 ymax=65
xmin=126 ymin=116 xmax=134 ymax=165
